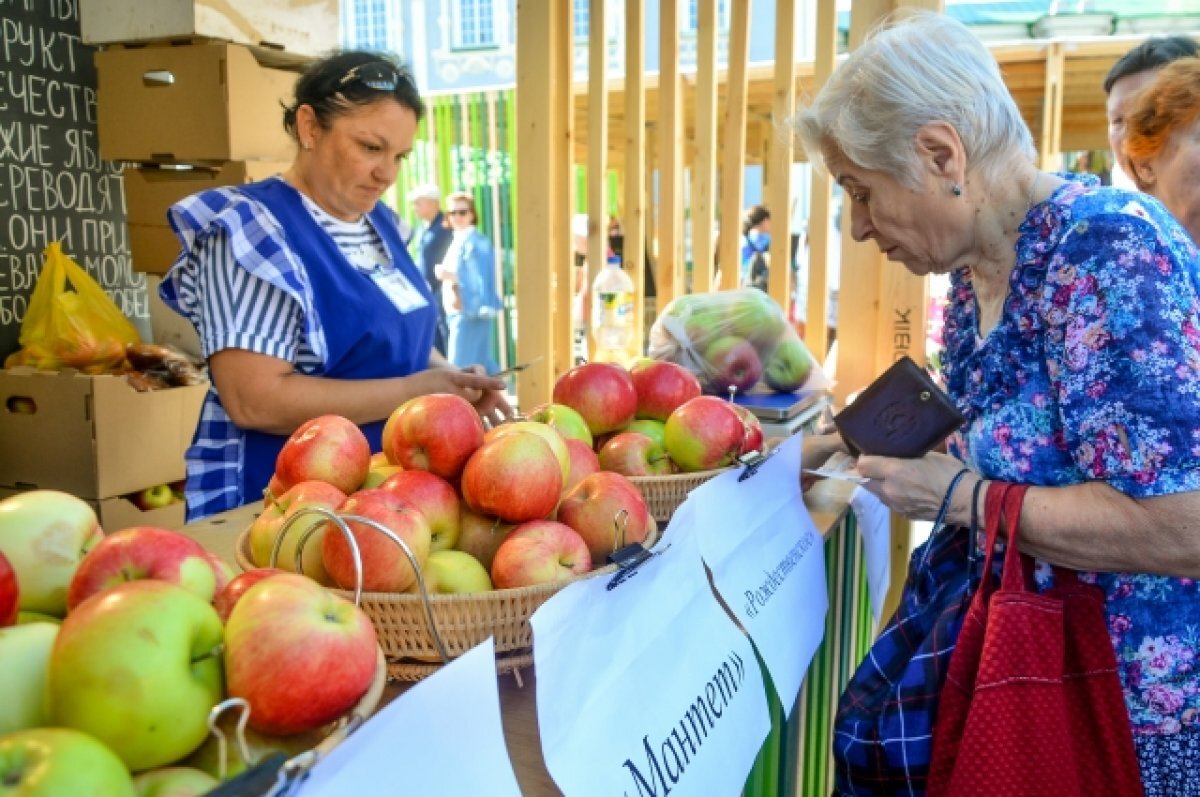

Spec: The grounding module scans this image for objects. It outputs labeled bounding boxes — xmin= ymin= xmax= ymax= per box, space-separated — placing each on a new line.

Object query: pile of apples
xmin=541 ymin=359 xmax=764 ymax=475
xmin=648 ymin=287 xmax=815 ymax=395
xmin=0 ymin=491 xmax=378 ymax=796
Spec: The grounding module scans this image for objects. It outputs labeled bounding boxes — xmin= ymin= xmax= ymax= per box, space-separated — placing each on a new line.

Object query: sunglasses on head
xmin=334 ymin=61 xmax=407 ymax=94
xmin=447 ymin=209 xmax=472 ymax=216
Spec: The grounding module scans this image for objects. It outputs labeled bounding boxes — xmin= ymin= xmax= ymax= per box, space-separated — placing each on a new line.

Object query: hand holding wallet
xmin=833 ymin=356 xmax=965 ymax=458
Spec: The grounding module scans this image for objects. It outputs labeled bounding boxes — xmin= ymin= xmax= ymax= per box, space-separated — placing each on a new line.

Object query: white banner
xmin=296 ymin=638 xmax=521 ymax=797
xmin=690 ymin=435 xmax=828 ymax=717
xmin=531 ymin=521 xmax=770 ymax=797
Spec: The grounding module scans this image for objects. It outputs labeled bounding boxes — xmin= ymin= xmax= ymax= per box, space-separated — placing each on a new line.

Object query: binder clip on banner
xmin=606 ymin=508 xmax=669 ymax=591
xmin=208 ymin=507 xmax=436 ymax=797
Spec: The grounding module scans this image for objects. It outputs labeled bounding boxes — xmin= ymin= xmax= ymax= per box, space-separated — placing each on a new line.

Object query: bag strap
xmin=974 ymin=480 xmax=1012 ymax=603
xmin=999 ymin=483 xmax=1032 ymax=592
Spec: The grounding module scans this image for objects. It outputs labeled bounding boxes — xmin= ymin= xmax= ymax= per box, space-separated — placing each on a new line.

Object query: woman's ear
xmin=915 ymin=122 xmax=966 ymax=184
xmin=294 ymin=104 xmax=320 ymax=151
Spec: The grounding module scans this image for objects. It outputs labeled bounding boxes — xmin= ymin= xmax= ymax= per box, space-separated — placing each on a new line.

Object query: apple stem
xmin=193 ymin=643 xmax=225 ymax=664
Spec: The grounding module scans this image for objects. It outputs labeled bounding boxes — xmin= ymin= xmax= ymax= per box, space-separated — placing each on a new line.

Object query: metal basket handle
xmin=276 ymin=506 xmax=450 ymax=664
xmin=610 ymin=508 xmax=630 ymax=554
xmin=207 ymin=697 xmax=255 ymax=781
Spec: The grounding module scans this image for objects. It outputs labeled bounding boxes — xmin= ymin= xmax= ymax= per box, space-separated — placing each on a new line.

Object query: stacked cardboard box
xmin=0 ymin=368 xmax=207 ymax=530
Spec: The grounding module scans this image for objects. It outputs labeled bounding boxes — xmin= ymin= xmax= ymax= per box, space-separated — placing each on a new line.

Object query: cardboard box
xmin=0 ymin=368 xmax=207 ymax=500
xmin=80 ymin=0 xmax=339 ymax=57
xmin=124 ymin=161 xmax=288 ymax=274
xmin=0 ymin=488 xmax=186 ymax=533
xmin=97 ymin=42 xmax=304 ymax=163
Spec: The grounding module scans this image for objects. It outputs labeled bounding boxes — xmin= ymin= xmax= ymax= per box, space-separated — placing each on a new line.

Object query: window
xmin=453 ymin=0 xmax=498 ymax=49
xmin=348 ymin=0 xmax=396 ymax=52
xmin=685 ymin=0 xmax=730 ymax=32
xmin=573 ymin=0 xmax=589 ymax=41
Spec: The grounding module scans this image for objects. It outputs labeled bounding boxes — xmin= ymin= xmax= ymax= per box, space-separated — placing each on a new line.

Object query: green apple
xmin=526 ymin=402 xmax=594 ymax=447
xmin=361 ymin=465 xmax=404 ymax=489
xmin=625 ymin=419 xmax=667 ymax=449
xmin=726 ymin=289 xmax=787 ymax=348
xmin=0 ymin=623 xmax=57 ymax=734
xmin=0 ymin=727 xmax=135 ymax=796
xmin=763 ymin=336 xmax=814 ymax=393
xmin=16 ymin=612 xmax=60 ymax=626
xmin=0 ymin=490 xmax=103 ymax=616
xmin=48 ymin=580 xmax=224 ymax=772
xmin=131 ymin=766 xmax=218 ymax=797
xmin=423 ymin=550 xmax=493 ymax=594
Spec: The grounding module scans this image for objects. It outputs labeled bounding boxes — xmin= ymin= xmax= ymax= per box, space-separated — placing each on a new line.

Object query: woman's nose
xmin=849 ymin=204 xmax=873 ymax=243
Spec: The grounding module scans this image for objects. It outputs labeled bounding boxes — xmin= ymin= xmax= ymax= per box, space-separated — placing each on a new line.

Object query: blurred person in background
xmin=162 ymin=52 xmax=511 ymax=520
xmin=435 ymin=191 xmax=503 ymax=374
xmin=1104 ymin=35 xmax=1199 ymax=187
xmin=407 ymin=182 xmax=452 ymax=355
xmin=740 ymin=204 xmax=771 ymax=291
xmin=1123 ymin=57 xmax=1200 ymax=244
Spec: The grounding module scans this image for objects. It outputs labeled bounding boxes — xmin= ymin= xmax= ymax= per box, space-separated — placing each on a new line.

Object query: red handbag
xmin=927 ymin=481 xmax=1144 ymax=797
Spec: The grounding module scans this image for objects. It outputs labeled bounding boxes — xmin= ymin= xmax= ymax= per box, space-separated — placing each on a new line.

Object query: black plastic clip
xmin=204 ymin=752 xmax=288 ymax=797
xmin=606 ymin=542 xmax=667 ymax=591
xmin=737 ymin=449 xmax=773 ymax=482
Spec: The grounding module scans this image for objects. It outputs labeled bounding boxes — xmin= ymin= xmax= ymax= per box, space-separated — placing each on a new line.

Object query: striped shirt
xmin=161 ymin=178 xmax=421 ymax=520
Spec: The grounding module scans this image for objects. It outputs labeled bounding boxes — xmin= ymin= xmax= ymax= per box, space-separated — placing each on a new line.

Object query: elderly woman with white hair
xmin=797 ymin=12 xmax=1200 ymax=796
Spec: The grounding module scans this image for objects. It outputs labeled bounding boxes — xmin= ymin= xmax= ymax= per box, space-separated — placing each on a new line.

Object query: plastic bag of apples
xmin=648 ymin=288 xmax=827 ymax=396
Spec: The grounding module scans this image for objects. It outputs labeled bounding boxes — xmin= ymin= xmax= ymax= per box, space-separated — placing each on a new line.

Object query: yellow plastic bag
xmin=12 ymin=242 xmax=140 ymax=372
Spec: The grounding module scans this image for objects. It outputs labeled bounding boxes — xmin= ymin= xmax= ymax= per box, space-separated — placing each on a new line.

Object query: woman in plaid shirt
xmin=798 ymin=13 xmax=1200 ymax=796
xmin=161 ymin=52 xmax=512 ymax=520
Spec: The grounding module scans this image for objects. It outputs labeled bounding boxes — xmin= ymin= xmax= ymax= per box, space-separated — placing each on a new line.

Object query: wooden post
xmin=516 ymin=0 xmax=570 ymax=406
xmin=804 ymin=0 xmax=838 ymax=362
xmin=717 ymin=0 xmax=750 ymax=292
xmin=657 ymin=0 xmax=684 ymax=312
xmin=553 ymin=0 xmax=574 ymax=377
xmin=587 ymin=0 xmax=610 ymax=357
xmin=1039 ymin=41 xmax=1065 ymax=171
xmin=691 ymin=0 xmax=718 ymax=294
xmin=625 ymin=0 xmax=647 ymax=349
xmin=766 ymin=0 xmax=796 ymax=315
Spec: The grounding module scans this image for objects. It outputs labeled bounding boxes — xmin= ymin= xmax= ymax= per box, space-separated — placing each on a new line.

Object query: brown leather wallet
xmin=833 ymin=356 xmax=965 ymax=458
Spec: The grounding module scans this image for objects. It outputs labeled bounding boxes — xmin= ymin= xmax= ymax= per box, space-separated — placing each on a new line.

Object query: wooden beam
xmin=804 ymin=0 xmax=837 ymax=362
xmin=657 ymin=0 xmax=683 ymax=312
xmin=587 ymin=0 xmax=609 ymax=357
xmin=1039 ymin=41 xmax=1065 ymax=171
xmin=515 ymin=0 xmax=568 ymax=406
xmin=553 ymin=0 xmax=574 ymax=378
xmin=691 ymin=0 xmax=718 ymax=294
xmin=625 ymin=0 xmax=647 ymax=351
xmin=767 ymin=0 xmax=796 ymax=318
xmin=717 ymin=0 xmax=749 ymax=291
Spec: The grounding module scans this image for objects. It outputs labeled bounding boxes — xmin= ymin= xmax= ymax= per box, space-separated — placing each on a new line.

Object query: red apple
xmin=377 ymin=470 xmax=462 ymax=551
xmin=274 ymin=415 xmax=371 ymax=495
xmin=664 ymin=396 xmax=746 ymax=472
xmin=629 ymin=359 xmax=702 ymax=421
xmin=132 ymin=483 xmax=176 ymax=511
xmin=557 ymin=472 xmax=653 ymax=562
xmin=729 ymin=403 xmax=765 ymax=455
xmin=206 ymin=552 xmax=236 ymax=595
xmin=224 ymin=573 xmax=378 ymax=735
xmin=485 ymin=420 xmax=571 ymax=485
xmin=382 ymin=394 xmax=484 ymax=480
xmin=703 ymin=336 xmax=762 ymax=395
xmin=461 ymin=432 xmax=563 ymax=523
xmin=525 ymin=402 xmax=594 ymax=447
xmin=321 ymin=489 xmax=432 ymax=593
xmin=552 ymin=362 xmax=638 ymax=436
xmin=248 ymin=480 xmax=348 ymax=582
xmin=454 ymin=509 xmax=516 ymax=572
xmin=490 ymin=520 xmax=592 ymax=589
xmin=67 ymin=527 xmax=218 ymax=610
xmin=563 ymin=438 xmax=601 ymax=494
xmin=214 ymin=568 xmax=287 ymax=622
xmin=0 ymin=550 xmax=17 ymax=627
xmin=597 ymin=432 xmax=673 ymax=477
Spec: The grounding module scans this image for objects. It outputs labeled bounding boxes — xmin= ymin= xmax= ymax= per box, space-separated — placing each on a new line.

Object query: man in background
xmin=1104 ymin=35 xmax=1198 ymax=187
xmin=408 ymin=183 xmax=453 ymax=355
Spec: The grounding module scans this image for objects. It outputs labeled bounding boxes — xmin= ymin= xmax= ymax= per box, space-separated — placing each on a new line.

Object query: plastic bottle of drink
xmin=590 ymin=255 xmax=637 ymax=363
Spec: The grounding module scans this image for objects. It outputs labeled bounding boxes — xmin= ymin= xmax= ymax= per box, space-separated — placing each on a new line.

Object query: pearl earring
xmin=951 ymin=184 xmax=962 ymax=197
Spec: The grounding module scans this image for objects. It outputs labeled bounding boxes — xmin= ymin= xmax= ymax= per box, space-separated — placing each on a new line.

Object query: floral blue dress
xmin=943 ymin=174 xmax=1200 ymax=795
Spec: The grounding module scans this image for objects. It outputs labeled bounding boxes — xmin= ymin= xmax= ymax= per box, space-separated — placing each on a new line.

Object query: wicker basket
xmin=236 ymin=521 xmax=658 ymax=682
xmin=627 ymin=466 xmax=732 ymax=524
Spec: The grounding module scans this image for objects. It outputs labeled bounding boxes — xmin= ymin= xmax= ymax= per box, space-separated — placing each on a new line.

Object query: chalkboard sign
xmin=0 ymin=0 xmax=151 ymax=362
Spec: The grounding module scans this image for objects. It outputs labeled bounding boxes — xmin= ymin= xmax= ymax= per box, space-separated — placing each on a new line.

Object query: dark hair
xmin=442 ymin=191 xmax=478 ymax=228
xmin=283 ymin=50 xmax=425 ymax=139
xmin=1103 ymin=36 xmax=1199 ymax=94
xmin=742 ymin=204 xmax=770 ymax=236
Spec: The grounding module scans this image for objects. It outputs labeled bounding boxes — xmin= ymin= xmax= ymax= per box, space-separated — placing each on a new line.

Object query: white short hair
xmin=794 ymin=11 xmax=1035 ymax=187
xmin=406 ymin=183 xmax=441 ymax=203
